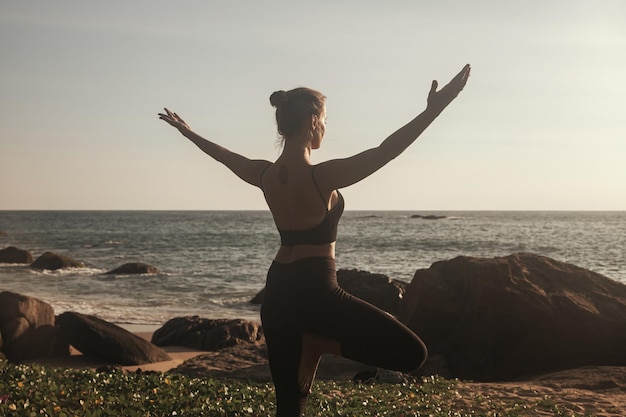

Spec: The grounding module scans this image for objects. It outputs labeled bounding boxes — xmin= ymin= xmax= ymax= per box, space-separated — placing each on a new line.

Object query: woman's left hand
xmin=158 ymin=108 xmax=191 ymax=132
xmin=426 ymin=64 xmax=471 ymax=114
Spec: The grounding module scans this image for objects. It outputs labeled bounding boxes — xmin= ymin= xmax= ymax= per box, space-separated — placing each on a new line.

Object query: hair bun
xmin=269 ymin=90 xmax=289 ymax=108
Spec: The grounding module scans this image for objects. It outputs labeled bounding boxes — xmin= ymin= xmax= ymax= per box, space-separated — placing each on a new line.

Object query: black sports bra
xmin=279 ymin=191 xmax=344 ymax=246
xmin=261 ymin=165 xmax=345 ymax=246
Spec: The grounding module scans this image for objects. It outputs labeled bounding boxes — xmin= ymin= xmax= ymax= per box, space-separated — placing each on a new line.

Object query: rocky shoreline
xmin=2 ymin=252 xmax=626 ymax=415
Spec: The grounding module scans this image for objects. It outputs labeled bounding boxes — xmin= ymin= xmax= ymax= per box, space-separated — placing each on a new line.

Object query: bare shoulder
xmin=233 ymin=158 xmax=273 ymax=188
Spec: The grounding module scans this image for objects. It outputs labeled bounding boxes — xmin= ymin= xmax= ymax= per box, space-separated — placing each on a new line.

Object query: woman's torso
xmin=260 ymin=161 xmax=343 ymax=264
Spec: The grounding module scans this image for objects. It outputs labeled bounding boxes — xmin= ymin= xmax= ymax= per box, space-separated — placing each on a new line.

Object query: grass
xmin=0 ymin=360 xmax=589 ymax=417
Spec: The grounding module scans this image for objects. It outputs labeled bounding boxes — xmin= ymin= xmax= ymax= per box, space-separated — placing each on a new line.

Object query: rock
xmin=56 ymin=312 xmax=171 ymax=365
xmin=0 ymin=291 xmax=69 ymax=361
xmin=0 ymin=247 xmax=33 ymax=264
xmin=171 ymin=342 xmax=367 ymax=382
xmin=397 ymin=253 xmax=626 ymax=381
xmin=173 ymin=344 xmax=270 ymax=380
xmin=410 ymin=214 xmax=447 ymax=220
xmin=105 ymin=262 xmax=159 ymax=275
xmin=31 ymin=251 xmax=83 ymax=271
xmin=152 ymin=316 xmax=264 ymax=351
xmin=250 ymin=269 xmax=407 ymax=315
xmin=336 ymin=269 xmax=407 ymax=315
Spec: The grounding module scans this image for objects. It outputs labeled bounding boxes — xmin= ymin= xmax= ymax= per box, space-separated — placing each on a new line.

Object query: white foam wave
xmin=0 ymin=263 xmax=30 ymax=268
xmin=32 ymin=266 xmax=107 ymax=276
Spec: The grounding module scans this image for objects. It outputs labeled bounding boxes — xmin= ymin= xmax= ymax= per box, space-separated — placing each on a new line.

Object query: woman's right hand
xmin=158 ymin=108 xmax=191 ymax=132
xmin=426 ymin=64 xmax=471 ymax=114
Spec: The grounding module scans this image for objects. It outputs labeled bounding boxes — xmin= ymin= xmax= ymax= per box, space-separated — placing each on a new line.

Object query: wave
xmin=30 ymin=266 xmax=107 ymax=276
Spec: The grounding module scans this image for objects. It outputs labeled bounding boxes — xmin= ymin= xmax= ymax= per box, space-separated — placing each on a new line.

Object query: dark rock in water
xmin=0 ymin=247 xmax=33 ymax=264
xmin=250 ymin=269 xmax=407 ymax=316
xmin=0 ymin=291 xmax=69 ymax=361
xmin=397 ymin=253 xmax=626 ymax=382
xmin=152 ymin=316 xmax=264 ymax=351
xmin=31 ymin=251 xmax=83 ymax=271
xmin=410 ymin=214 xmax=447 ymax=220
xmin=105 ymin=262 xmax=159 ymax=275
xmin=56 ymin=312 xmax=171 ymax=365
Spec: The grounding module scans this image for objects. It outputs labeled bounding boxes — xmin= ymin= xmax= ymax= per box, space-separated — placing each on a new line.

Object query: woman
xmin=159 ymin=64 xmax=470 ymax=416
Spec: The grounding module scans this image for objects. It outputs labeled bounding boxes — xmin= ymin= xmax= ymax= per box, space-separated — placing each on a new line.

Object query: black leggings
xmin=261 ymin=257 xmax=427 ymax=417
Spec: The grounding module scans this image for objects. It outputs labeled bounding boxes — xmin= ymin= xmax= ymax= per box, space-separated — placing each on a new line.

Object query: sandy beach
xmin=452 ymin=367 xmax=626 ymax=417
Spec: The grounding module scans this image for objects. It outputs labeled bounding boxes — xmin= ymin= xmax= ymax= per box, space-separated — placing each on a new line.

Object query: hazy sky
xmin=1 ymin=1 xmax=624 ymax=210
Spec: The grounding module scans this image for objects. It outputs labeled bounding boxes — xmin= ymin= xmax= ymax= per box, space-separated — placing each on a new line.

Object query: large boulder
xmin=0 ymin=247 xmax=33 ymax=264
xmin=250 ymin=268 xmax=407 ymax=315
xmin=397 ymin=253 xmax=626 ymax=381
xmin=31 ymin=252 xmax=83 ymax=271
xmin=105 ymin=262 xmax=160 ymax=275
xmin=0 ymin=291 xmax=69 ymax=361
xmin=152 ymin=316 xmax=264 ymax=351
xmin=56 ymin=312 xmax=171 ymax=365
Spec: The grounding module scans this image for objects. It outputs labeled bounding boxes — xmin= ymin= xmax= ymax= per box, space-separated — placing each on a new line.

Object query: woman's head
xmin=270 ymin=87 xmax=326 ymax=144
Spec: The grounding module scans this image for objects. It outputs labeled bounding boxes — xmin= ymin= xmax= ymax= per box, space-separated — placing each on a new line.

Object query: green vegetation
xmin=0 ymin=361 xmax=585 ymax=416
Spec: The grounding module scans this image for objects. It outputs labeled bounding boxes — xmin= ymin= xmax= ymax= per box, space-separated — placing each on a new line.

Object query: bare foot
xmin=298 ymin=333 xmax=341 ymax=393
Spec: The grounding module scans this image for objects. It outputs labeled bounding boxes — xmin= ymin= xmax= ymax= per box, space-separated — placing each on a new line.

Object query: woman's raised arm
xmin=315 ymin=64 xmax=470 ymax=190
xmin=158 ymin=108 xmax=270 ymax=188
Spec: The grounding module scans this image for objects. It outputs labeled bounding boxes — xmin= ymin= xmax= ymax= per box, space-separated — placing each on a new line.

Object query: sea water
xmin=1 ymin=211 xmax=624 ymax=325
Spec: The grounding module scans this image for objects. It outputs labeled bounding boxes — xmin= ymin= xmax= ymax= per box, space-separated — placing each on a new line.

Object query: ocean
xmin=1 ymin=211 xmax=624 ymax=326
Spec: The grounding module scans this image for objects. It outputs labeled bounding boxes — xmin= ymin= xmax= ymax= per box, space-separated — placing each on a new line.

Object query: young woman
xmin=159 ymin=64 xmax=470 ymax=416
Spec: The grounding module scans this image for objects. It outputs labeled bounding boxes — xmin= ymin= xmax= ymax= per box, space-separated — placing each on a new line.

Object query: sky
xmin=1 ymin=0 xmax=624 ymax=211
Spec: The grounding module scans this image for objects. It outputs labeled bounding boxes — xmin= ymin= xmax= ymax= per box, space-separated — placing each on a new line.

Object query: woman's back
xmin=261 ymin=161 xmax=343 ymax=263
xmin=261 ymin=162 xmax=340 ymax=233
